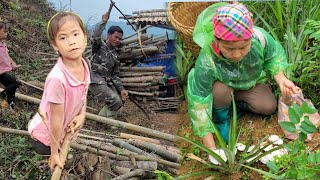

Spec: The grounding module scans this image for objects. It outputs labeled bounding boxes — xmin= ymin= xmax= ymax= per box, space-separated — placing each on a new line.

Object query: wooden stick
xmin=127 ymin=90 xmax=159 ymax=97
xmin=121 ymin=76 xmax=162 ymax=83
xmin=71 ymin=143 xmax=130 ymax=161
xmin=120 ymin=133 xmax=161 ymax=145
xmin=110 ymin=160 xmax=157 ymax=170
xmin=51 ymin=132 xmax=72 ymax=180
xmin=120 ymin=66 xmax=165 ymax=72
xmin=128 ymin=139 xmax=182 ymax=162
xmin=111 ymin=169 xmax=145 ymax=180
xmin=19 ymin=79 xmax=44 ymax=91
xmin=121 ymin=34 xmax=149 ymax=45
xmin=122 ymin=83 xmax=152 ymax=87
xmin=120 ymin=72 xmax=163 ymax=77
xmin=9 ymin=90 xmax=177 ymax=142
xmin=0 ymin=126 xmax=29 ymax=136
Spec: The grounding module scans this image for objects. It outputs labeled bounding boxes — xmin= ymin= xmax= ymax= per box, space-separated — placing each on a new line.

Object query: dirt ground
xmin=172 ymin=100 xmax=320 ymax=179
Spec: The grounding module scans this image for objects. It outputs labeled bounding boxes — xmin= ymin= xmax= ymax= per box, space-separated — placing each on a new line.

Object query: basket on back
xmin=167 ymin=2 xmax=214 ymax=57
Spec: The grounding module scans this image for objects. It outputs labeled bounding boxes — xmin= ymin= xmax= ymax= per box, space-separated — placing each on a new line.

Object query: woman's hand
xmin=49 ymin=154 xmax=64 ymax=170
xmin=274 ymin=71 xmax=300 ymax=96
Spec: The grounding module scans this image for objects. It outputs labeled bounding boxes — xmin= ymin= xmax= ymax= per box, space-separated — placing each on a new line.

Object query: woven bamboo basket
xmin=168 ymin=2 xmax=214 ymax=57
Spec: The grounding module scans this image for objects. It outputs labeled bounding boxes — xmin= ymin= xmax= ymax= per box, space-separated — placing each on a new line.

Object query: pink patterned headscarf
xmin=213 ymin=3 xmax=253 ymax=41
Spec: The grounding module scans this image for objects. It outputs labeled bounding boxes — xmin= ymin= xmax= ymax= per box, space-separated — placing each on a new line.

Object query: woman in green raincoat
xmin=187 ymin=3 xmax=300 ymax=164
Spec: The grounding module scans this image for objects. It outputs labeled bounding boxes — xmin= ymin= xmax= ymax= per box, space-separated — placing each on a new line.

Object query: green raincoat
xmin=187 ymin=3 xmax=288 ymax=138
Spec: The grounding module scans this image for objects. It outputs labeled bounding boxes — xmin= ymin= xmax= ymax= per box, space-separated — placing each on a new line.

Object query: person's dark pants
xmin=0 ymin=73 xmax=20 ymax=107
xmin=30 ymin=138 xmax=51 ymax=156
xmin=89 ymin=83 xmax=123 ymax=111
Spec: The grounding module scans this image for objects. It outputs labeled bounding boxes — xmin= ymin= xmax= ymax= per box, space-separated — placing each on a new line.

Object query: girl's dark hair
xmin=107 ymin=26 xmax=123 ymax=35
xmin=47 ymin=12 xmax=86 ymax=43
xmin=0 ymin=22 xmax=8 ymax=31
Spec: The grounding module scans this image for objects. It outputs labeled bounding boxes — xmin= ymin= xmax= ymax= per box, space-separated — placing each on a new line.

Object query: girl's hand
xmin=68 ymin=114 xmax=84 ymax=135
xmin=49 ymin=154 xmax=64 ymax=170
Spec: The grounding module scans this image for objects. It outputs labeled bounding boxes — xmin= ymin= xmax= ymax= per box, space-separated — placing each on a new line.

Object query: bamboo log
xmin=112 ymin=138 xmax=145 ymax=154
xmin=121 ymin=34 xmax=149 ymax=45
xmin=126 ymin=86 xmax=159 ymax=92
xmin=114 ymin=166 xmax=131 ymax=175
xmin=111 ymin=169 xmax=145 ymax=180
xmin=121 ymin=76 xmax=162 ymax=83
xmin=128 ymin=139 xmax=182 ymax=163
xmin=19 ymin=79 xmax=44 ymax=91
xmin=122 ymin=83 xmax=152 ymax=87
xmin=72 ymin=142 xmax=180 ymax=168
xmin=120 ymin=66 xmax=165 ymax=72
xmin=132 ymin=9 xmax=167 ymax=13
xmin=71 ymin=143 xmax=130 ymax=161
xmin=122 ymin=25 xmax=152 ymax=40
xmin=76 ymin=138 xmax=135 ymax=156
xmin=0 ymin=126 xmax=29 ymax=136
xmin=127 ymin=90 xmax=159 ymax=97
xmin=10 ymin=90 xmax=177 ymax=142
xmin=110 ymin=160 xmax=157 ymax=170
xmin=120 ymin=72 xmax=163 ymax=77
xmin=120 ymin=133 xmax=161 ymax=145
xmin=51 ymin=132 xmax=72 ymax=180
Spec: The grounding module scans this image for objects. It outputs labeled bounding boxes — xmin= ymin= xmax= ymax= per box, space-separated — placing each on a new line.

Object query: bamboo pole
xmin=0 ymin=126 xmax=29 ymax=136
xmin=128 ymin=139 xmax=182 ymax=163
xmin=121 ymin=34 xmax=149 ymax=45
xmin=111 ymin=169 xmax=145 ymax=180
xmin=127 ymin=90 xmax=159 ymax=97
xmin=19 ymin=79 xmax=44 ymax=91
xmin=10 ymin=90 xmax=177 ymax=142
xmin=120 ymin=66 xmax=165 ymax=72
xmin=122 ymin=83 xmax=152 ymax=87
xmin=51 ymin=132 xmax=72 ymax=180
xmin=120 ymin=133 xmax=161 ymax=145
xmin=120 ymin=72 xmax=163 ymax=77
xmin=121 ymin=76 xmax=162 ymax=83
xmin=110 ymin=160 xmax=157 ymax=170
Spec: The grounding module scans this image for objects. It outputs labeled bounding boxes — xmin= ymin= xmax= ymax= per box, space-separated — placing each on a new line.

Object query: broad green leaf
xmin=289 ymin=106 xmax=301 ymax=124
xmin=300 ymin=117 xmax=317 ymax=133
xmin=308 ymin=153 xmax=316 ymax=163
xmin=292 ymin=103 xmax=303 ymax=118
xmin=266 ymin=161 xmax=280 ymax=173
xmin=279 ymin=121 xmax=296 ymax=133
xmin=298 ymin=132 xmax=307 ymax=142
xmin=301 ymin=102 xmax=318 ymax=114
xmin=316 ymin=151 xmax=320 ymax=163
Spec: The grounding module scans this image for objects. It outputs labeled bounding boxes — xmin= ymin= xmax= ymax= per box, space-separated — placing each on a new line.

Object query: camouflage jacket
xmin=90 ymin=20 xmax=124 ymax=91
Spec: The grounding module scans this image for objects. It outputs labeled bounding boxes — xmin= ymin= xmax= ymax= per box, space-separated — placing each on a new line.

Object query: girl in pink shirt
xmin=28 ymin=12 xmax=90 ymax=170
xmin=0 ymin=21 xmax=20 ymax=109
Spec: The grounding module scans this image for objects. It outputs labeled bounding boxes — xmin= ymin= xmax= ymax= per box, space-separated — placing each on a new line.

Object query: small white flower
xmin=247 ymin=145 xmax=255 ymax=153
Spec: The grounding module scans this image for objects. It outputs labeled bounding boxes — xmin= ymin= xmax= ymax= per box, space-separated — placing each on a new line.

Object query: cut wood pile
xmin=0 ymin=90 xmax=181 ymax=179
xmin=39 ymin=31 xmax=180 ymax=113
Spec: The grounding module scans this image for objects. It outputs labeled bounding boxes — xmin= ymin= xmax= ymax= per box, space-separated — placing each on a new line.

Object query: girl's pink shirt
xmin=0 ymin=41 xmax=13 ymax=74
xmin=28 ymin=57 xmax=90 ymax=146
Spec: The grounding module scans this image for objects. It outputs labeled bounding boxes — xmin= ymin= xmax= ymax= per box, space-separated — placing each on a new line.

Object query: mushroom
xmin=268 ymin=135 xmax=283 ymax=145
xmin=236 ymin=143 xmax=246 ymax=151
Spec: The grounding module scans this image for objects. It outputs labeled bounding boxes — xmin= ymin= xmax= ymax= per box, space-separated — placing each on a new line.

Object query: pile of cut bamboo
xmin=0 ymin=90 xmax=181 ymax=179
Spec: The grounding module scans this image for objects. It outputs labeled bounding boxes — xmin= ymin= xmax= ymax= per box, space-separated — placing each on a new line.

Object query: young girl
xmin=28 ymin=12 xmax=90 ymax=169
xmin=187 ymin=3 xmax=300 ymax=164
xmin=0 ymin=20 xmax=20 ymax=109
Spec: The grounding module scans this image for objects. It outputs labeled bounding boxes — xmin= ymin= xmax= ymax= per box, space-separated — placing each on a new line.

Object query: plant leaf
xmin=288 ymin=106 xmax=301 ymax=124
xmin=279 ymin=121 xmax=296 ymax=133
xmin=301 ymin=102 xmax=318 ymax=114
xmin=240 ymin=164 xmax=283 ymax=179
xmin=266 ymin=161 xmax=279 ymax=173
xmin=298 ymin=132 xmax=307 ymax=142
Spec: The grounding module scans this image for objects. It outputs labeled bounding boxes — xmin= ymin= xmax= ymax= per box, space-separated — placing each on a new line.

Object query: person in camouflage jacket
xmin=89 ymin=12 xmax=128 ymax=118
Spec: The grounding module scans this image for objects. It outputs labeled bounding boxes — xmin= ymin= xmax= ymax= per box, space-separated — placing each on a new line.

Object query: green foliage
xmin=8 ymin=0 xmax=21 ymax=10
xmin=279 ymin=101 xmax=318 ymax=142
xmin=154 ymin=170 xmax=175 ymax=180
xmin=174 ymin=36 xmax=196 ymax=97
xmin=177 ymin=96 xmax=284 ymax=179
xmin=266 ymin=142 xmax=320 ymax=179
xmin=246 ymin=0 xmax=320 ymax=108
